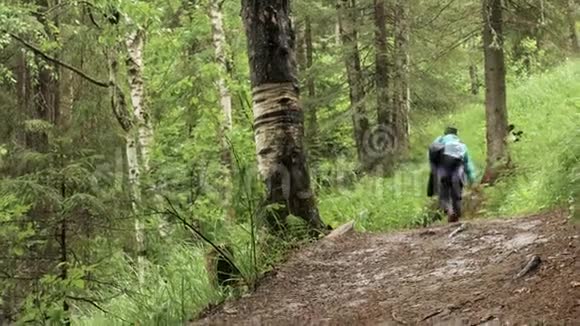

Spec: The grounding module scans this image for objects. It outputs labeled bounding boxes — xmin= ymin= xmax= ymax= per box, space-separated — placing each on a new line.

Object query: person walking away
xmin=427 ymin=127 xmax=476 ymax=222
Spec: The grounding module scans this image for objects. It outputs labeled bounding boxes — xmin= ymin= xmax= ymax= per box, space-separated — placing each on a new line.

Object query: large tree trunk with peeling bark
xmin=567 ymin=0 xmax=579 ymax=52
xmin=393 ymin=0 xmax=410 ymax=154
xmin=482 ymin=0 xmax=509 ymax=184
xmin=338 ymin=0 xmax=371 ymax=170
xmin=241 ymin=0 xmax=328 ymax=232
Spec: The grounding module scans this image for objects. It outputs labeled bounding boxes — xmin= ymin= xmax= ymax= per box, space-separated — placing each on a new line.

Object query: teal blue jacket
xmin=433 ymin=134 xmax=476 ymax=183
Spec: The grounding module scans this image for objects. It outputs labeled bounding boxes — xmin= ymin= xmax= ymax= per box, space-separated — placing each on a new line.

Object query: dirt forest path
xmin=195 ymin=211 xmax=579 ymax=325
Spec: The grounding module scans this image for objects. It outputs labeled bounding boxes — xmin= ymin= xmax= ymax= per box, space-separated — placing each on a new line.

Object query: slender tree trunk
xmin=24 ymin=0 xmax=60 ymax=154
xmin=241 ymin=0 xmax=328 ymax=232
xmin=469 ymin=64 xmax=479 ymax=95
xmin=35 ymin=0 xmax=67 ymax=318
xmin=482 ymin=0 xmax=509 ymax=183
xmin=209 ymin=0 xmax=235 ymax=219
xmin=124 ymin=31 xmax=149 ymax=246
xmin=296 ymin=21 xmax=307 ymax=70
xmin=15 ymin=50 xmax=32 ymax=149
xmin=338 ymin=0 xmax=371 ymax=170
xmin=393 ymin=0 xmax=410 ymax=153
xmin=209 ymin=0 xmax=233 ymax=131
xmin=335 ymin=20 xmax=341 ymax=46
xmin=375 ymin=0 xmax=390 ymax=126
xmin=108 ymin=48 xmax=145 ymax=280
xmin=296 ymin=17 xmax=318 ymax=147
xmin=567 ymin=0 xmax=579 ymax=52
xmin=59 ymin=151 xmax=70 ymax=325
xmin=25 ymin=57 xmax=60 ymax=154
xmin=373 ymin=0 xmax=394 ymax=174
xmin=304 ymin=15 xmax=319 ymax=152
xmin=125 ymin=29 xmax=153 ymax=174
xmin=536 ymin=0 xmax=545 ymax=51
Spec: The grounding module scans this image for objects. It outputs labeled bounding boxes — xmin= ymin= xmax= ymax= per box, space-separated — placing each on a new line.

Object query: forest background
xmin=0 ymin=0 xmax=579 ymax=324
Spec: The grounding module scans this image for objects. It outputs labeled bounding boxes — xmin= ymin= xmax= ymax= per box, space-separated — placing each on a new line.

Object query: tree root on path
xmin=514 ymin=255 xmax=541 ymax=279
xmin=420 ymin=296 xmax=485 ymax=322
xmin=449 ymin=223 xmax=467 ymax=238
xmin=391 ymin=310 xmax=407 ymax=325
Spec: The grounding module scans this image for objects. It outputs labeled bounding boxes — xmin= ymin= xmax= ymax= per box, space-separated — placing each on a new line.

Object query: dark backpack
xmin=428 ymin=141 xmax=445 ymax=165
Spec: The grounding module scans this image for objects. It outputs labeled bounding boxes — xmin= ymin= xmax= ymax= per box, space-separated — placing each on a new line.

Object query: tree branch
xmin=66 ymin=295 xmax=109 ymax=314
xmin=66 ymin=295 xmax=130 ymax=323
xmin=162 ymin=195 xmax=242 ymax=277
xmin=8 ymin=33 xmax=110 ymax=88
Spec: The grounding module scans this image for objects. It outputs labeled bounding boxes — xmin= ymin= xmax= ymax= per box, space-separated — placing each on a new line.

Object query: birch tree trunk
xmin=108 ymin=48 xmax=144 ymax=280
xmin=241 ymin=0 xmax=328 ymax=232
xmin=338 ymin=0 xmax=371 ymax=170
xmin=209 ymin=0 xmax=236 ymax=220
xmin=393 ymin=0 xmax=410 ymax=153
xmin=482 ymin=0 xmax=509 ymax=183
xmin=209 ymin=0 xmax=234 ymax=131
xmin=567 ymin=0 xmax=579 ymax=53
xmin=125 ymin=29 xmax=153 ymax=173
xmin=125 ymin=30 xmax=149 ymax=275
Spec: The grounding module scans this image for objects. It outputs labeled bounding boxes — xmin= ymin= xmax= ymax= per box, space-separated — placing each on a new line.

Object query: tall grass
xmin=320 ymin=59 xmax=580 ymax=230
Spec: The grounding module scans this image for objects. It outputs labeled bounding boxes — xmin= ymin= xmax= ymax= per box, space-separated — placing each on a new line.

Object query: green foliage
xmin=0 ymin=0 xmax=578 ymax=324
xmin=482 ymin=62 xmax=580 ymax=216
xmin=320 ymin=59 xmax=580 ymax=231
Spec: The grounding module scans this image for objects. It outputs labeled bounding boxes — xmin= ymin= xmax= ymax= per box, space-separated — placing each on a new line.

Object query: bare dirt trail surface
xmin=196 ymin=211 xmax=579 ymax=325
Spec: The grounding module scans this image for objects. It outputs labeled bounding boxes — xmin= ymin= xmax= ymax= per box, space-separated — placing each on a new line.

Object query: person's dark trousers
xmin=437 ymin=154 xmax=464 ymax=222
xmin=427 ymin=143 xmax=445 ymax=197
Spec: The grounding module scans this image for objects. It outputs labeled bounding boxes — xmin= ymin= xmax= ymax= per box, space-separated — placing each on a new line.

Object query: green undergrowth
xmin=75 ymin=61 xmax=580 ymax=325
xmin=319 ymin=59 xmax=580 ymax=231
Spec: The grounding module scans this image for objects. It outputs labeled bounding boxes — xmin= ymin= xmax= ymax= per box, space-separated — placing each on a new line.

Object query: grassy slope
xmin=319 ymin=59 xmax=580 ymax=231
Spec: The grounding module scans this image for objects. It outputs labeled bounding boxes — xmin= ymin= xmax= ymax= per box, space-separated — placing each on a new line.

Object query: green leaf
xmin=71 ymin=278 xmax=85 ymax=289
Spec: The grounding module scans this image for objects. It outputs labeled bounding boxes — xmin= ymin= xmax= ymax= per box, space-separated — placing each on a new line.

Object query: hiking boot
xmin=448 ymin=213 xmax=459 ymax=223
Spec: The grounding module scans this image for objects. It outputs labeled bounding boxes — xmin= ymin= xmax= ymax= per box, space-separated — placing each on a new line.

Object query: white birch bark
xmin=127 ymin=134 xmax=145 ymax=283
xmin=126 ymin=29 xmax=153 ymax=173
xmin=108 ymin=46 xmax=145 ymax=282
xmin=209 ymin=0 xmax=233 ymax=130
